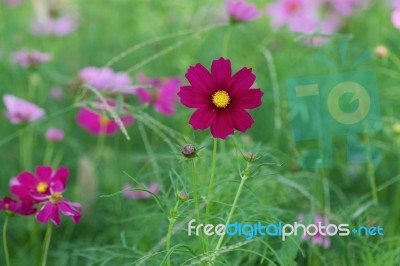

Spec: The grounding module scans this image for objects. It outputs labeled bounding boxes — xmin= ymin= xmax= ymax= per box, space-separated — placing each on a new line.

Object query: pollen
xmin=36 ymin=182 xmax=48 ymax=193
xmin=99 ymin=116 xmax=110 ymax=127
xmin=212 ymin=90 xmax=230 ymax=108
xmin=50 ymin=192 xmax=63 ymax=204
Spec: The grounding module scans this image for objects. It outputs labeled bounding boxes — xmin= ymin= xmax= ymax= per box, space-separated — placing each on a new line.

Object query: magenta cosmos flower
xmin=76 ymin=101 xmax=134 ymax=135
xmin=136 ymin=73 xmax=181 ymax=116
xmin=123 ymin=183 xmax=160 ymax=199
xmin=79 ymin=67 xmax=136 ymax=93
xmin=32 ymin=16 xmax=77 ymax=36
xmin=226 ymin=0 xmax=262 ymax=22
xmin=45 ymin=128 xmax=64 ymax=142
xmin=0 ymin=196 xmax=36 ymax=216
xmin=3 ymin=94 xmax=45 ymax=124
xmin=178 ymin=57 xmax=263 ymax=139
xmin=11 ymin=49 xmax=51 ymax=68
xmin=10 ymin=166 xmax=81 ymax=226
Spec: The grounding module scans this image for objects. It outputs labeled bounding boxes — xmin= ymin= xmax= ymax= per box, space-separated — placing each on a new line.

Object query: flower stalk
xmin=40 ymin=223 xmax=53 ymax=266
xmin=3 ymin=216 xmax=10 ymax=266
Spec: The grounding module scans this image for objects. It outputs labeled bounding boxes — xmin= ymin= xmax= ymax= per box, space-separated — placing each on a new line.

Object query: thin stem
xmin=40 ymin=223 xmax=53 ymax=266
xmin=166 ymin=202 xmax=179 ymax=266
xmin=138 ymin=123 xmax=161 ymax=180
xmin=205 ymin=138 xmax=218 ymax=221
xmin=214 ymin=166 xmax=248 ymax=253
xmin=43 ymin=142 xmax=54 ymax=166
xmin=365 ymin=135 xmax=378 ymax=204
xmin=191 ymin=160 xmax=205 ymax=254
xmin=3 ymin=216 xmax=10 ymax=266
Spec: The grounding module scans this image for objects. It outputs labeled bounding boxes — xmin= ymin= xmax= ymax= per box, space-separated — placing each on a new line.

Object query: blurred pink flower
xmin=79 ymin=67 xmax=135 ymax=93
xmin=11 ymin=49 xmax=51 ymax=68
xmin=3 ymin=94 xmax=45 ymax=124
xmin=298 ymin=213 xmax=331 ymax=249
xmin=392 ymin=9 xmax=400 ymax=28
xmin=266 ymin=0 xmax=319 ymax=31
xmin=31 ymin=16 xmax=77 ymax=36
xmin=45 ymin=128 xmax=64 ymax=142
xmin=123 ymin=183 xmax=159 ymax=199
xmin=50 ymin=86 xmax=64 ymax=100
xmin=4 ymin=0 xmax=23 ymax=6
xmin=0 ymin=196 xmax=36 ymax=216
xmin=226 ymin=0 xmax=262 ymax=22
xmin=136 ymin=73 xmax=181 ymax=116
xmin=321 ymin=0 xmax=369 ymax=17
xmin=76 ymin=101 xmax=134 ymax=135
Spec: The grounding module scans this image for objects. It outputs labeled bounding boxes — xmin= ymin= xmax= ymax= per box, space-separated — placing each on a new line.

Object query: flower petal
xmin=231 ymin=88 xmax=263 ymax=109
xmin=17 ymin=171 xmax=37 ymax=186
xmin=36 ymin=166 xmax=53 ymax=182
xmin=189 ymin=107 xmax=216 ymax=130
xmin=59 ymin=200 xmax=81 ymax=223
xmin=211 ymin=57 xmax=231 ymax=90
xmin=76 ymin=107 xmax=101 ymax=135
xmin=210 ymin=110 xmax=234 ymax=139
xmin=178 ymin=86 xmax=211 ymax=108
xmin=228 ymin=67 xmax=256 ymax=94
xmin=185 ymin=63 xmax=213 ymax=93
xmin=36 ymin=203 xmax=56 ymax=224
xmin=229 ymin=108 xmax=254 ymax=133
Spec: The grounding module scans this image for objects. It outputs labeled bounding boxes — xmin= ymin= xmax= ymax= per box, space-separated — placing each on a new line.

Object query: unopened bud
xmin=243 ymin=152 xmax=257 ymax=162
xmin=375 ymin=45 xmax=389 ymax=59
xmin=177 ymin=191 xmax=188 ymax=202
xmin=182 ymin=144 xmax=196 ymax=158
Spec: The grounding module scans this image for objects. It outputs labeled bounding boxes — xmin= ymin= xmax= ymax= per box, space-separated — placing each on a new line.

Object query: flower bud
xmin=374 ymin=45 xmax=389 ymax=59
xmin=181 ymin=144 xmax=196 ymax=158
xmin=243 ymin=152 xmax=256 ymax=162
xmin=45 ymin=128 xmax=64 ymax=142
xmin=177 ymin=191 xmax=188 ymax=202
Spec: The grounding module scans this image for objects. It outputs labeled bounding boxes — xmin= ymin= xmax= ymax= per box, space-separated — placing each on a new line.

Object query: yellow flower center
xmin=50 ymin=192 xmax=63 ymax=204
xmin=36 ymin=182 xmax=48 ymax=193
xmin=212 ymin=90 xmax=230 ymax=108
xmin=99 ymin=116 xmax=110 ymax=127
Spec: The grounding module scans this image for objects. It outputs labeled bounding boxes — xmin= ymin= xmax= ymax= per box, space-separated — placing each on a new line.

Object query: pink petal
xmin=50 ymin=181 xmax=65 ymax=193
xmin=189 ymin=107 xmax=216 ymax=130
xmin=58 ymin=200 xmax=81 ymax=223
xmin=210 ymin=110 xmax=234 ymax=139
xmin=231 ymin=88 xmax=263 ymax=109
xmin=178 ymin=86 xmax=211 ymax=108
xmin=211 ymin=57 xmax=232 ymax=90
xmin=392 ymin=10 xmax=400 ymax=29
xmin=228 ymin=67 xmax=256 ymax=94
xmin=185 ymin=63 xmax=213 ymax=93
xmin=52 ymin=167 xmax=69 ymax=189
xmin=35 ymin=166 xmax=53 ymax=182
xmin=17 ymin=171 xmax=37 ymax=186
xmin=136 ymin=88 xmax=152 ymax=103
xmin=36 ymin=203 xmax=57 ymax=225
xmin=229 ymin=108 xmax=254 ymax=133
xmin=76 ymin=108 xmax=102 ymax=135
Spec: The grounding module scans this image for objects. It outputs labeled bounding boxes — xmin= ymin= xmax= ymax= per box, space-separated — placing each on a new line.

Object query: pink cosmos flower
xmin=136 ymin=73 xmax=181 ymax=116
xmin=266 ymin=0 xmax=319 ymax=31
xmin=50 ymin=86 xmax=63 ymax=100
xmin=10 ymin=166 xmax=69 ymax=204
xmin=321 ymin=0 xmax=369 ymax=17
xmin=10 ymin=166 xmax=81 ymax=226
xmin=76 ymin=101 xmax=134 ymax=135
xmin=36 ymin=180 xmax=81 ymax=226
xmin=226 ymin=0 xmax=262 ymax=22
xmin=3 ymin=94 xmax=45 ymax=124
xmin=123 ymin=183 xmax=160 ymax=199
xmin=4 ymin=0 xmax=23 ymax=6
xmin=11 ymin=49 xmax=51 ymax=68
xmin=0 ymin=196 xmax=36 ymax=216
xmin=178 ymin=57 xmax=263 ymax=139
xmin=31 ymin=16 xmax=77 ymax=36
xmin=79 ymin=67 xmax=135 ymax=93
xmin=45 ymin=128 xmax=64 ymax=142
xmin=392 ymin=0 xmax=400 ymax=29
xmin=298 ymin=214 xmax=331 ymax=249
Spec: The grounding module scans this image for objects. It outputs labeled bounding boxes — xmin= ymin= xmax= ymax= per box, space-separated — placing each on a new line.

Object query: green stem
xmin=205 ymin=139 xmax=218 ymax=222
xmin=43 ymin=142 xmax=54 ymax=166
xmin=365 ymin=136 xmax=378 ymax=204
xmin=166 ymin=202 xmax=179 ymax=266
xmin=222 ymin=26 xmax=232 ymax=58
xmin=214 ymin=164 xmax=249 ymax=254
xmin=138 ymin=123 xmax=161 ymax=180
xmin=191 ymin=160 xmax=205 ymax=254
xmin=40 ymin=223 xmax=52 ymax=266
xmin=3 ymin=216 xmax=10 ymax=266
